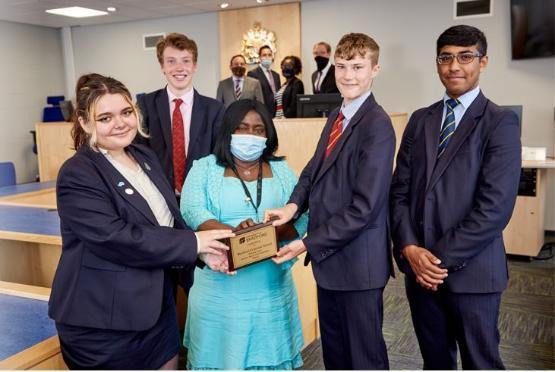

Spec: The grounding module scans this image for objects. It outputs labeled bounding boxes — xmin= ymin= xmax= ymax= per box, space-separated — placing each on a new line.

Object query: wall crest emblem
xmin=240 ymin=22 xmax=277 ymax=65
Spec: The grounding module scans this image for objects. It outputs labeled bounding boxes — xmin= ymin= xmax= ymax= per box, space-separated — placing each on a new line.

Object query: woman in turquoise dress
xmin=180 ymin=99 xmax=308 ymax=370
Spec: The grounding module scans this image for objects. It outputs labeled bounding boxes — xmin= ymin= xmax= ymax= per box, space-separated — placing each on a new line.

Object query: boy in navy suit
xmin=390 ymin=25 xmax=521 ymax=369
xmin=266 ymin=33 xmax=395 ymax=370
xmin=137 ymin=33 xmax=224 ymax=197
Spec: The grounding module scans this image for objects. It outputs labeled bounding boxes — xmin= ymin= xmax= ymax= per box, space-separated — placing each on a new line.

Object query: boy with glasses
xmin=390 ymin=25 xmax=521 ymax=369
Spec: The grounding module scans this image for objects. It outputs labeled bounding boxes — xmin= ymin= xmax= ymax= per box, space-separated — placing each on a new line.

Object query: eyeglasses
xmin=436 ymin=52 xmax=483 ymax=65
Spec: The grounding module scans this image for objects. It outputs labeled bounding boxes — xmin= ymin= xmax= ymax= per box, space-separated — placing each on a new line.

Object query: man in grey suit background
xmin=216 ymin=54 xmax=264 ymax=108
xmin=248 ymin=45 xmax=281 ymax=117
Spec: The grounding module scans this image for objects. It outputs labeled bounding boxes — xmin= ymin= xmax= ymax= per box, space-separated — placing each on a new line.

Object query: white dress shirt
xmin=100 ymin=148 xmax=174 ymax=228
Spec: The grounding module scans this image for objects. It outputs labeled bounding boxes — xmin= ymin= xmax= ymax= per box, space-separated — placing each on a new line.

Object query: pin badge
xmin=117 ymin=181 xmax=125 ymax=187
xmin=125 ymin=188 xmax=134 ymax=195
xmin=144 ymin=162 xmax=151 ymax=171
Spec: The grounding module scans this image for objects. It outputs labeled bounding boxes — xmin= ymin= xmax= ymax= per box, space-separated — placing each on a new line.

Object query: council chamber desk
xmin=503 ymin=158 xmax=555 ymax=257
xmin=0 ymin=183 xmax=65 ymax=369
xmin=0 ymin=181 xmax=60 ymax=287
xmin=0 ymin=281 xmax=66 ymax=369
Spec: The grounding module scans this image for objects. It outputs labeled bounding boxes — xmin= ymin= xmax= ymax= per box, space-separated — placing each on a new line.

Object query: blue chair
xmin=43 ymin=95 xmax=65 ymax=122
xmin=0 ymin=162 xmax=16 ymax=187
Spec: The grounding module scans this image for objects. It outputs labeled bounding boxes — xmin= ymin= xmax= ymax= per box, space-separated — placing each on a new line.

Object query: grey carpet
xmin=301 ymin=247 xmax=554 ymax=370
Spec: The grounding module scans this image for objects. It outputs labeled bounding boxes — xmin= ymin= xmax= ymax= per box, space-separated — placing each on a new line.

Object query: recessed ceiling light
xmin=45 ymin=6 xmax=108 ymax=18
xmin=256 ymin=0 xmax=266 ymax=3
xmin=220 ymin=2 xmax=229 ymax=8
xmin=107 ymin=7 xmax=117 ymax=12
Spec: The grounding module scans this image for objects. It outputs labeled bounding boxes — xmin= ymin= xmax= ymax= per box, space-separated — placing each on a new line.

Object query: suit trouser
xmin=405 ymin=276 xmax=505 ymax=370
xmin=317 ymin=286 xmax=389 ymax=370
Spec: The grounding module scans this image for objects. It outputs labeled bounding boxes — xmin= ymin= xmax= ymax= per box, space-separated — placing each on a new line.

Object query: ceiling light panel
xmin=45 ymin=6 xmax=108 ymax=18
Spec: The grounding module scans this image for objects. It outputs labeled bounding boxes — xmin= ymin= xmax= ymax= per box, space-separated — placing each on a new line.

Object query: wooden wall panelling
xmin=218 ymin=3 xmax=301 ymax=82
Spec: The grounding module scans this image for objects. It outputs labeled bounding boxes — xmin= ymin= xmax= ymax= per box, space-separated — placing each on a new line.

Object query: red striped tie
xmin=324 ymin=112 xmax=345 ymax=159
xmin=172 ymin=98 xmax=186 ymax=193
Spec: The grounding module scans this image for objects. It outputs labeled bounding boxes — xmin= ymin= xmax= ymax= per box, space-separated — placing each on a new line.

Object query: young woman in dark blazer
xmin=48 ymin=73 xmax=233 ymax=369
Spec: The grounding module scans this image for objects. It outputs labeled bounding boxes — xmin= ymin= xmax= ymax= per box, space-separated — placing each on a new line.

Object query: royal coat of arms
xmin=240 ymin=22 xmax=277 ymax=65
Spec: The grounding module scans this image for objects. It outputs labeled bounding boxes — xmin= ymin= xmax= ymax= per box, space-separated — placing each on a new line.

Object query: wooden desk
xmin=0 ymin=281 xmax=66 ymax=370
xmin=274 ymin=113 xmax=408 ymax=175
xmin=503 ymin=158 xmax=555 ymax=257
xmin=0 ymin=183 xmax=60 ymax=287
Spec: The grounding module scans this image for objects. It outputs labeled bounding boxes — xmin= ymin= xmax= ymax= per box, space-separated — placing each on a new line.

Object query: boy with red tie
xmin=265 ymin=33 xmax=395 ymax=369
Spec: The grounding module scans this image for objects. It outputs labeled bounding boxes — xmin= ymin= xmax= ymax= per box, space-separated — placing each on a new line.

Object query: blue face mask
xmin=230 ymin=134 xmax=267 ymax=162
xmin=260 ymin=58 xmax=272 ymax=69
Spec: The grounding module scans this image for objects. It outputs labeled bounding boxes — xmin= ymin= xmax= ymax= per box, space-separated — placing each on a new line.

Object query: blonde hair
xmin=73 ymin=73 xmax=147 ymax=150
xmin=335 ymin=33 xmax=380 ymax=65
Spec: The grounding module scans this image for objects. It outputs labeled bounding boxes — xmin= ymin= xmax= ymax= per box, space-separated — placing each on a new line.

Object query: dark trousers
xmin=317 ymin=286 xmax=389 ymax=370
xmin=405 ymin=276 xmax=505 ymax=370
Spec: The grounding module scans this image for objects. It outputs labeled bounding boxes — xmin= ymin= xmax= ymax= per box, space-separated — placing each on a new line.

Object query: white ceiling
xmin=0 ymin=0 xmax=301 ymax=28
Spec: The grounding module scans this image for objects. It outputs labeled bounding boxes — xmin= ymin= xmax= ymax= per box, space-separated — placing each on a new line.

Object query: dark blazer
xmin=136 ymin=88 xmax=224 ymax=188
xmin=281 ymin=77 xmax=304 ymax=118
xmin=49 ymin=144 xmax=198 ymax=331
xmin=390 ymin=92 xmax=521 ymax=293
xmin=311 ymin=65 xmax=339 ymax=94
xmin=289 ymin=93 xmax=395 ymax=290
xmin=248 ymin=66 xmax=281 ymax=116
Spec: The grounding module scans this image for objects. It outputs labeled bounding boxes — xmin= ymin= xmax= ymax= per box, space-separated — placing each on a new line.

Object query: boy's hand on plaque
xmin=272 ymin=239 xmax=307 ymax=264
xmin=195 ymin=229 xmax=234 ymax=255
xmin=264 ymin=203 xmax=298 ymax=227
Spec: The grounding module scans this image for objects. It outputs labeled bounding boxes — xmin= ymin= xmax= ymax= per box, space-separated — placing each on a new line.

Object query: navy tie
xmin=438 ymin=98 xmax=460 ymax=157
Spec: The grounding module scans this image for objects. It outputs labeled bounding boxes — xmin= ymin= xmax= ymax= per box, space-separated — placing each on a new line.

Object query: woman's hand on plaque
xmin=235 ymin=218 xmax=257 ymax=231
xmin=200 ymin=253 xmax=236 ymax=275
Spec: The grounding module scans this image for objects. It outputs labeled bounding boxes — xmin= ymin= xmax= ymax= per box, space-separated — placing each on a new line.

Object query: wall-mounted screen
xmin=511 ymin=0 xmax=554 ymax=59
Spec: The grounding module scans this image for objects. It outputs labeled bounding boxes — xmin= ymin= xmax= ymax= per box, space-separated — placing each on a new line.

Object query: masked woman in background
xmin=274 ymin=55 xmax=304 ymax=118
xmin=180 ymin=99 xmax=308 ymax=369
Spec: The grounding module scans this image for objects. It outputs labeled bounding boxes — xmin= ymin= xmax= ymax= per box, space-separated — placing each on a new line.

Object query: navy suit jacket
xmin=390 ymin=92 xmax=521 ymax=293
xmin=248 ymin=66 xmax=281 ymax=116
xmin=281 ymin=77 xmax=305 ymax=118
xmin=311 ymin=65 xmax=339 ymax=94
xmin=136 ymin=88 xmax=224 ymax=188
xmin=289 ymin=93 xmax=395 ymax=291
xmin=48 ymin=144 xmax=198 ymax=331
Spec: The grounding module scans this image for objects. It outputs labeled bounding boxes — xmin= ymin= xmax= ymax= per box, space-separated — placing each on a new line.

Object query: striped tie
xmin=235 ymin=79 xmax=242 ymax=99
xmin=324 ymin=111 xmax=345 ymax=159
xmin=438 ymin=98 xmax=460 ymax=157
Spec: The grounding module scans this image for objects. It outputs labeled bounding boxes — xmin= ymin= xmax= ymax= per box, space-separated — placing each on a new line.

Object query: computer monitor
xmin=59 ymin=100 xmax=75 ymax=121
xmin=296 ymin=93 xmax=343 ymax=118
xmin=501 ymin=105 xmax=523 ymax=136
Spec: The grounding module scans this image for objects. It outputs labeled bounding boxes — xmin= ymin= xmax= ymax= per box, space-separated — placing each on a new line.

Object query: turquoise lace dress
xmin=180 ymin=155 xmax=308 ymax=370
